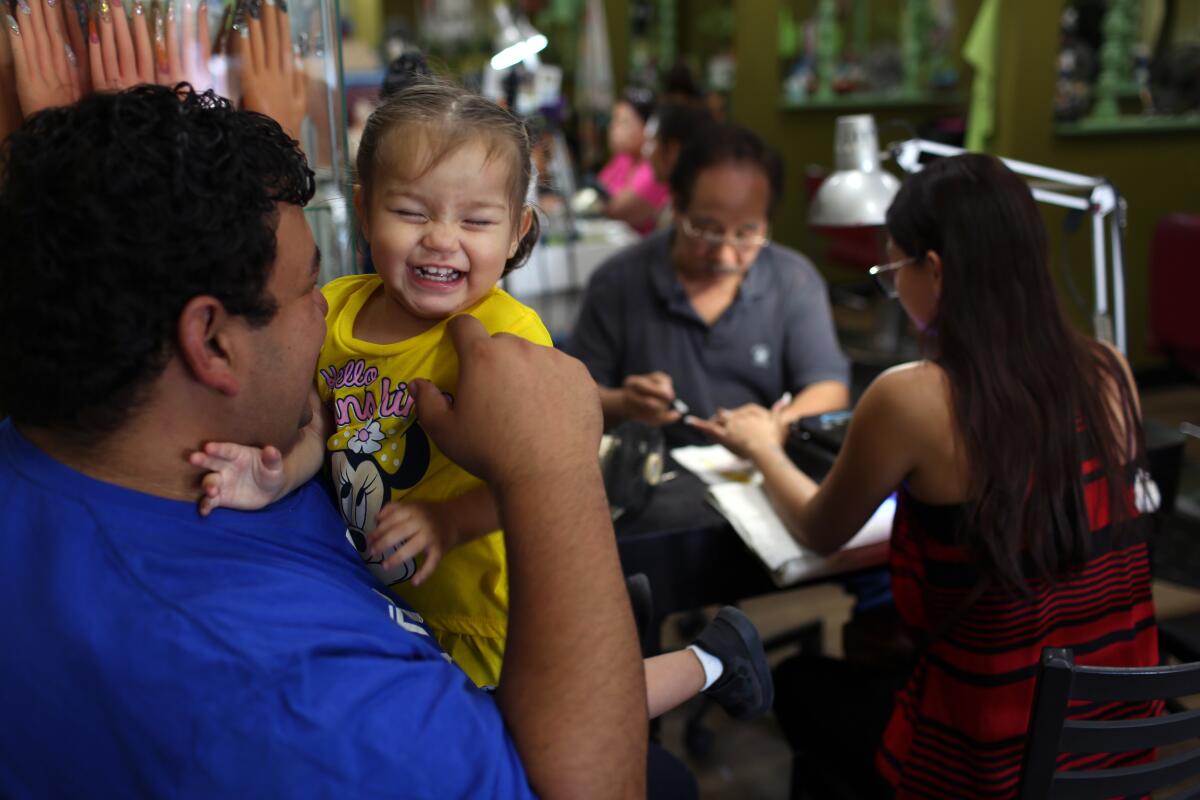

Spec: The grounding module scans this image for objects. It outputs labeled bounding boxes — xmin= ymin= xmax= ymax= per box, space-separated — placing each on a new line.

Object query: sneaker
xmin=694 ymin=606 xmax=774 ymax=720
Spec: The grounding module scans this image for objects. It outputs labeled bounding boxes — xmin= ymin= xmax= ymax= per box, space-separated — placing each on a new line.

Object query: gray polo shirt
xmin=565 ymin=229 xmax=849 ymax=445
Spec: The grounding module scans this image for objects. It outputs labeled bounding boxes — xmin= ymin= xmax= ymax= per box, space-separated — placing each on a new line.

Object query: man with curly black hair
xmin=0 ymin=85 xmax=647 ymax=798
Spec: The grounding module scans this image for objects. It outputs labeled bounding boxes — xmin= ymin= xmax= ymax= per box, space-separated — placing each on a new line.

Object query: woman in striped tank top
xmin=691 ymin=153 xmax=1158 ymax=798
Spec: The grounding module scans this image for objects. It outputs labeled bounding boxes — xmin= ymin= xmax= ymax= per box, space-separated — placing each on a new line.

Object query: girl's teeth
xmin=415 ymin=267 xmax=462 ymax=282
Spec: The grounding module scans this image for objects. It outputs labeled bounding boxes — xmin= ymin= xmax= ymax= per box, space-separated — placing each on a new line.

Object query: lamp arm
xmin=888 ymin=138 xmax=1127 ymax=354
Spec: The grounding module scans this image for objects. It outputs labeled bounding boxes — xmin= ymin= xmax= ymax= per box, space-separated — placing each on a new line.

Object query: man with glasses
xmin=566 ymin=123 xmax=850 ymax=446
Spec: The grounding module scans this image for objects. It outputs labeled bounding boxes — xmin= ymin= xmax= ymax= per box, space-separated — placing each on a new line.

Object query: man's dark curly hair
xmin=0 ymin=84 xmax=315 ymax=438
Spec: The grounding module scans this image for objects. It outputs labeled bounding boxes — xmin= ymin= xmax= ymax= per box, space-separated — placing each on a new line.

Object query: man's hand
xmin=234 ymin=0 xmax=305 ymax=140
xmin=189 ymin=441 xmax=287 ymax=515
xmin=369 ymin=501 xmax=458 ymax=586
xmin=617 ymin=371 xmax=682 ymax=427
xmin=413 ymin=315 xmax=645 ymax=798
xmin=411 ymin=315 xmax=602 ymax=492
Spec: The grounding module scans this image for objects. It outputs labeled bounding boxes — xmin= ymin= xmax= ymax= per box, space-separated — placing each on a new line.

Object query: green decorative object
xmin=814 ymin=0 xmax=841 ymax=100
xmin=901 ymin=0 xmax=932 ymax=96
xmin=779 ymin=6 xmax=798 ymax=61
xmin=658 ymin=0 xmax=676 ymax=73
xmin=851 ymin=0 xmax=870 ymax=60
xmin=1090 ymin=0 xmax=1139 ymax=120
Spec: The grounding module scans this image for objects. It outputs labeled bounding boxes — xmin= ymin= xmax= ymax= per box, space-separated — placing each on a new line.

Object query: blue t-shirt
xmin=0 ymin=420 xmax=533 ymax=799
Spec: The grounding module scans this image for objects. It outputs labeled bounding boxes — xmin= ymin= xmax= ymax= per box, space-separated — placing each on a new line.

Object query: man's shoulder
xmin=762 ymin=242 xmax=822 ymax=278
xmin=755 ymin=243 xmax=830 ymax=299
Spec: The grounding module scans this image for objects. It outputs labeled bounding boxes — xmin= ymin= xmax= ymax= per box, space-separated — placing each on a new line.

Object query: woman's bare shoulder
xmin=867 ymin=360 xmax=951 ymax=412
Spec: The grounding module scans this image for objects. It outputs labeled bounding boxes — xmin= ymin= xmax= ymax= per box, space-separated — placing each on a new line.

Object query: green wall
xmin=990 ymin=1 xmax=1200 ymax=368
xmin=731 ymin=0 xmax=1200 ymax=368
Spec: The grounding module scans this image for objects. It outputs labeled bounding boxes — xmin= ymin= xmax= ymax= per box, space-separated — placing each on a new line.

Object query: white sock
xmin=688 ymin=644 xmax=725 ymax=691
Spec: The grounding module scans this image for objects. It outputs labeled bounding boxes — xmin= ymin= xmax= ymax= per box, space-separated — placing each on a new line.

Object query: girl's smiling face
xmin=358 ymin=136 xmax=531 ymax=325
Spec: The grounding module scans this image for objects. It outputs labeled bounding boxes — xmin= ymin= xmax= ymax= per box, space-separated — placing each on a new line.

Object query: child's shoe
xmin=694 ymin=606 xmax=774 ymax=720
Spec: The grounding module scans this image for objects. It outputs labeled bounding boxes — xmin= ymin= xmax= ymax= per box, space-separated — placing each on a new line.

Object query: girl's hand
xmin=688 ymin=404 xmax=784 ymax=460
xmin=7 ymin=0 xmax=84 ymax=114
xmin=368 ymin=501 xmax=460 ymax=586
xmin=189 ymin=441 xmax=286 ymax=515
xmin=87 ymin=0 xmax=153 ymax=92
xmin=233 ymin=0 xmax=305 ymax=139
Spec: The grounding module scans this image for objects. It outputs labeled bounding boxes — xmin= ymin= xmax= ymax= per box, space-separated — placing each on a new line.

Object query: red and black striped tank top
xmin=878 ymin=460 xmax=1160 ymax=798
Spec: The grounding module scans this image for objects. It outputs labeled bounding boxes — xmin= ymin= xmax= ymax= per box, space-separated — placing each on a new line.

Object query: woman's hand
xmin=688 ymin=404 xmax=784 ymax=460
xmin=233 ymin=0 xmax=305 ymax=139
xmin=7 ymin=0 xmax=84 ymax=115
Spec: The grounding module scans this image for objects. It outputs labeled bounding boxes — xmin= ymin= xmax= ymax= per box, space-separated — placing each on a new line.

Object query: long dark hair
xmin=885 ymin=154 xmax=1143 ymax=591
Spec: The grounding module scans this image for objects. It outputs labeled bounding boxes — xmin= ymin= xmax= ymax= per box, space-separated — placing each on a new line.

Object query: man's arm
xmin=413 ymin=318 xmax=646 ymax=798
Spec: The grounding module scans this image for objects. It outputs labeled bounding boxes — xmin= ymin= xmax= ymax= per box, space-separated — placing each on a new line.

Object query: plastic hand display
xmin=85 ymin=0 xmax=152 ymax=92
xmin=6 ymin=0 xmax=83 ymax=114
xmin=232 ymin=0 xmax=304 ymax=139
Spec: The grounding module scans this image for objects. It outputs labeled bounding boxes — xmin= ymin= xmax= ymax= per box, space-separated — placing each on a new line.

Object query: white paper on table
xmin=707 ymin=482 xmax=896 ymax=586
xmin=670 ymin=444 xmax=756 ymax=486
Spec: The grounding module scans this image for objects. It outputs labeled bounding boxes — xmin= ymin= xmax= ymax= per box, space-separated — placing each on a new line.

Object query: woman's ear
xmin=925 ymin=249 xmax=944 ymax=298
xmin=354 ymin=186 xmax=370 ymax=243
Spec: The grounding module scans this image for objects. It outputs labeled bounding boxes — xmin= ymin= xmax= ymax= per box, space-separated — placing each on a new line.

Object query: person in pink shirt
xmin=599 ymin=87 xmax=670 ymax=235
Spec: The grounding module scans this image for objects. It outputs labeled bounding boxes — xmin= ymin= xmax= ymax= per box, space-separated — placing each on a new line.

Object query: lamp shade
xmin=808 ymin=115 xmax=900 ymax=227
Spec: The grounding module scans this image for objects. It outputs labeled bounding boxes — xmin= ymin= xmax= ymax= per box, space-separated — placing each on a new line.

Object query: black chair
xmin=1019 ymin=647 xmax=1200 ymax=799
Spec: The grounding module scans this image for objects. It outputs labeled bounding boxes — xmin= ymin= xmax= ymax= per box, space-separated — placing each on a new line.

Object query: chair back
xmin=1020 ymin=647 xmax=1200 ymax=799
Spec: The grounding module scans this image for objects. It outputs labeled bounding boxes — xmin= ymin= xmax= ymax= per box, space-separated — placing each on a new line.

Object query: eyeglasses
xmin=679 ymin=217 xmax=769 ymax=252
xmin=868 ymin=257 xmax=914 ymax=299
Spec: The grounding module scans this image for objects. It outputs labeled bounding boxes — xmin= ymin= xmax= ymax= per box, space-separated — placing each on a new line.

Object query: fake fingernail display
xmin=16 ymin=0 xmax=30 ymax=16
xmin=5 ymin=13 xmax=19 ymax=33
xmin=133 ymin=0 xmax=143 ymax=15
xmin=98 ymin=0 xmax=110 ymax=22
xmin=47 ymin=0 xmax=58 ymax=11
xmin=64 ymin=41 xmax=78 ymax=65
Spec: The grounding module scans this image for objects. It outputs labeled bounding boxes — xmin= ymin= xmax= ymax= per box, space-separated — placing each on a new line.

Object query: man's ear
xmin=354 ymin=185 xmax=370 ymax=243
xmin=177 ymin=296 xmax=241 ymax=396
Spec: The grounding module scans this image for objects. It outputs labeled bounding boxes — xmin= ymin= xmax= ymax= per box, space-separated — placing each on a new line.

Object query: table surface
xmin=615 ymin=416 xmax=1190 ymax=634
xmin=613 ymin=447 xmax=888 ymax=630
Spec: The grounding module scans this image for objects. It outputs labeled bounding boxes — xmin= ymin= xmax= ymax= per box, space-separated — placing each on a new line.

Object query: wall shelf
xmin=780 ymin=91 xmax=967 ymax=112
xmin=1055 ymin=114 xmax=1200 ymax=136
